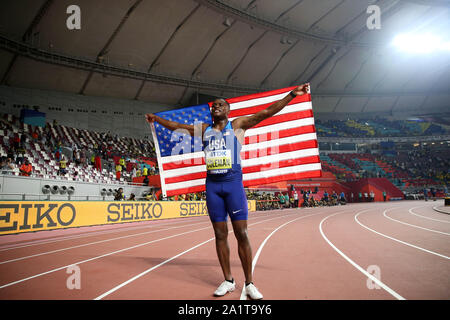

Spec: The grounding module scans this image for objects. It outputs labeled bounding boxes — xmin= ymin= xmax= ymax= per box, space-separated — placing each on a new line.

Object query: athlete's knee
xmin=213 ymin=225 xmax=228 ymax=241
xmin=233 ymin=227 xmax=249 ymax=243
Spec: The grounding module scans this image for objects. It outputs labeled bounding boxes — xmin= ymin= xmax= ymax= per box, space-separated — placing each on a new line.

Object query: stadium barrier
xmin=0 ymin=200 xmax=256 ymax=235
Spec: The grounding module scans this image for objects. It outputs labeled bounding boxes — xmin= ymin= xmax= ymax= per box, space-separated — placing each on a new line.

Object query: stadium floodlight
xmin=392 ymin=33 xmax=450 ymax=53
xmin=60 ymin=186 xmax=67 ymax=195
xmin=67 ymin=186 xmax=75 ymax=195
xmin=42 ymin=185 xmax=51 ymax=194
xmin=51 ymin=185 xmax=60 ymax=194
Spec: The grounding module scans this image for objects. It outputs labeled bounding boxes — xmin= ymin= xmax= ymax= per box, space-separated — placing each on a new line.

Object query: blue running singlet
xmin=203 ymin=121 xmax=248 ymax=223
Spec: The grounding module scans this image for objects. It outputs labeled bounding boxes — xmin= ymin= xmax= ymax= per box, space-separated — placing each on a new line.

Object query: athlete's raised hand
xmin=291 ymin=83 xmax=310 ymax=96
xmin=145 ymin=113 xmax=157 ymax=123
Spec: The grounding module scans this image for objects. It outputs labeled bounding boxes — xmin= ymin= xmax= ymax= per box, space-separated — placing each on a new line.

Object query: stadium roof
xmin=0 ymin=0 xmax=449 ymax=114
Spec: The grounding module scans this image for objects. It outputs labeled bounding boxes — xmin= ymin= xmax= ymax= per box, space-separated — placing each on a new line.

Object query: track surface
xmin=0 ymin=201 xmax=448 ymax=300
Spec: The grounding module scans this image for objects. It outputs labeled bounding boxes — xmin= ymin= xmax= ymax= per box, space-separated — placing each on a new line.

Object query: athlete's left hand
xmin=292 ymin=83 xmax=310 ymax=96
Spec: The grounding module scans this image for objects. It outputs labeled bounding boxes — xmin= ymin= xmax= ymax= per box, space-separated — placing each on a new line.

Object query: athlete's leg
xmin=223 ymin=180 xmax=252 ymax=284
xmin=206 ymin=181 xmax=232 ymax=282
xmin=231 ymin=219 xmax=252 ymax=284
xmin=212 ymin=221 xmax=232 ymax=281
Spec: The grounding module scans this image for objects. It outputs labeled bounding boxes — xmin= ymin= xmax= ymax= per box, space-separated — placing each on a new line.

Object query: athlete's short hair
xmin=214 ymin=98 xmax=230 ymax=108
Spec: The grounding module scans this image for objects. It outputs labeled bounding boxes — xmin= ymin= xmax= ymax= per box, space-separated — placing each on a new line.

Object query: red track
xmin=0 ymin=201 xmax=448 ymax=300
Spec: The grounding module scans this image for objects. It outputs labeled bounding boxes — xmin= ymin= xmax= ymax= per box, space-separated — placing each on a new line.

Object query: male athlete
xmin=146 ymin=83 xmax=310 ymax=299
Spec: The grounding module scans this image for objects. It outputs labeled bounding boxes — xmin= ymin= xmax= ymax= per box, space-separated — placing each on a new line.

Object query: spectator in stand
xmin=94 ymin=153 xmax=102 ymax=171
xmin=293 ymin=190 xmax=299 ymax=208
xmin=74 ymin=149 xmax=81 ymax=165
xmin=114 ymin=188 xmax=125 ymax=201
xmin=115 ymin=163 xmax=122 ymax=180
xmin=145 ymin=192 xmax=155 ymax=201
xmin=339 ymin=191 xmax=346 ymax=204
xmin=142 ymin=165 xmax=148 ymax=178
xmin=32 ymin=128 xmax=39 ymax=140
xmin=59 ymin=155 xmax=67 ymax=175
xmin=15 ymin=148 xmax=25 ymax=166
xmin=279 ymin=193 xmax=286 ymax=208
xmin=13 ymin=133 xmax=20 ymax=150
xmin=289 ymin=194 xmax=294 ymax=208
xmin=55 ymin=147 xmax=62 ymax=162
xmin=19 ymin=159 xmax=32 ymax=176
xmin=119 ymin=157 xmax=126 ymax=172
xmin=331 ymin=191 xmax=338 ymax=202
xmin=430 ymin=187 xmax=436 ymax=201
xmin=131 ymin=165 xmax=137 ymax=179
xmin=1 ymin=157 xmax=15 ymax=174
xmin=79 ymin=148 xmax=86 ymax=165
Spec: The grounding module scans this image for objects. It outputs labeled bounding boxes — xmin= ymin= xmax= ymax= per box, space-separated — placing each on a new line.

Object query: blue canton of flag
xmin=154 ymin=104 xmax=212 ymax=157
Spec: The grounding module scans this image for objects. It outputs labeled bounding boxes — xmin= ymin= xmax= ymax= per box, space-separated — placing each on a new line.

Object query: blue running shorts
xmin=205 ymin=178 xmax=248 ymax=223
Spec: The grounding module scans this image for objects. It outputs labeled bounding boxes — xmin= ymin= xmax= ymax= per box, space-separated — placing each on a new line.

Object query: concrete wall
xmin=0 ymin=174 xmax=152 ymax=201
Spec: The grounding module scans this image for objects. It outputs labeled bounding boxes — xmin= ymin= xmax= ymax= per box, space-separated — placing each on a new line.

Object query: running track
xmin=0 ymin=201 xmax=448 ymax=300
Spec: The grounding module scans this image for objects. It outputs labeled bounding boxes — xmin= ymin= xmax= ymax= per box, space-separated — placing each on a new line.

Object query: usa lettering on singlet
xmin=203 ymin=122 xmax=242 ymax=177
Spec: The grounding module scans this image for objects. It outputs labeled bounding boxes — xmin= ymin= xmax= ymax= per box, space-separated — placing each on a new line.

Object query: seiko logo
xmin=107 ymin=203 xmax=163 ymax=222
xmin=179 ymin=202 xmax=207 ymax=216
xmin=0 ymin=203 xmax=76 ymax=232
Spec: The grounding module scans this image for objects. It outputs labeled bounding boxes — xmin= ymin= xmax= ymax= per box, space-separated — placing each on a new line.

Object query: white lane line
xmin=0 ymin=220 xmax=211 ymax=265
xmin=94 ymin=211 xmax=301 ymax=300
xmin=0 ymin=217 xmax=208 ymax=252
xmin=319 ymin=210 xmax=405 ymax=300
xmin=0 ymin=214 xmax=271 ymax=264
xmin=384 ymin=209 xmax=450 ymax=235
xmin=355 ymin=210 xmax=450 ymax=260
xmin=0 ymin=211 xmax=271 ymax=252
xmin=0 ymin=225 xmax=212 ymax=289
xmin=0 ymin=214 xmax=271 ymax=261
xmin=409 ymin=207 xmax=450 ymax=224
xmin=0 ymin=212 xmax=291 ymax=290
xmin=239 ymin=210 xmax=333 ymax=300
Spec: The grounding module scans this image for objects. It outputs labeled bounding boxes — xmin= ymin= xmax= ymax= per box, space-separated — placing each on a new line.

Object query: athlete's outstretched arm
xmin=146 ymin=114 xmax=208 ymax=137
xmin=233 ymin=83 xmax=310 ymax=131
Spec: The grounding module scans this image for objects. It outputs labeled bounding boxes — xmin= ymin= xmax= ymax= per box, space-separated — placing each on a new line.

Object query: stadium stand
xmin=315 ymin=118 xmax=449 ymax=138
xmin=0 ymin=112 xmax=158 ymax=185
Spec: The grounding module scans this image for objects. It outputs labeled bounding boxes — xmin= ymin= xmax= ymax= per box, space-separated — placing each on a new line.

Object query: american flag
xmin=150 ymin=86 xmax=321 ymax=197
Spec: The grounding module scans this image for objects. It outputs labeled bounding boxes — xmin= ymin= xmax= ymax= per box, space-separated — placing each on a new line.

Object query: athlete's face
xmin=211 ymin=99 xmax=230 ymax=120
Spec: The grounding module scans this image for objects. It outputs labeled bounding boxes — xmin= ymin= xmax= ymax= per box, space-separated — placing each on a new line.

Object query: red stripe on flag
xmin=243 ymin=170 xmax=322 ymax=187
xmin=163 ymin=158 xmax=205 ymax=170
xmin=166 ymin=184 xmax=206 ymax=197
xmin=165 ymin=171 xmax=206 ymax=184
xmin=242 ymin=139 xmax=318 ymax=160
xmin=251 ymin=110 xmax=313 ymax=129
xmin=242 ymin=155 xmax=320 ymax=174
xmin=244 ymin=125 xmax=316 ymax=144
xmin=227 ymin=87 xmax=303 ymax=104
